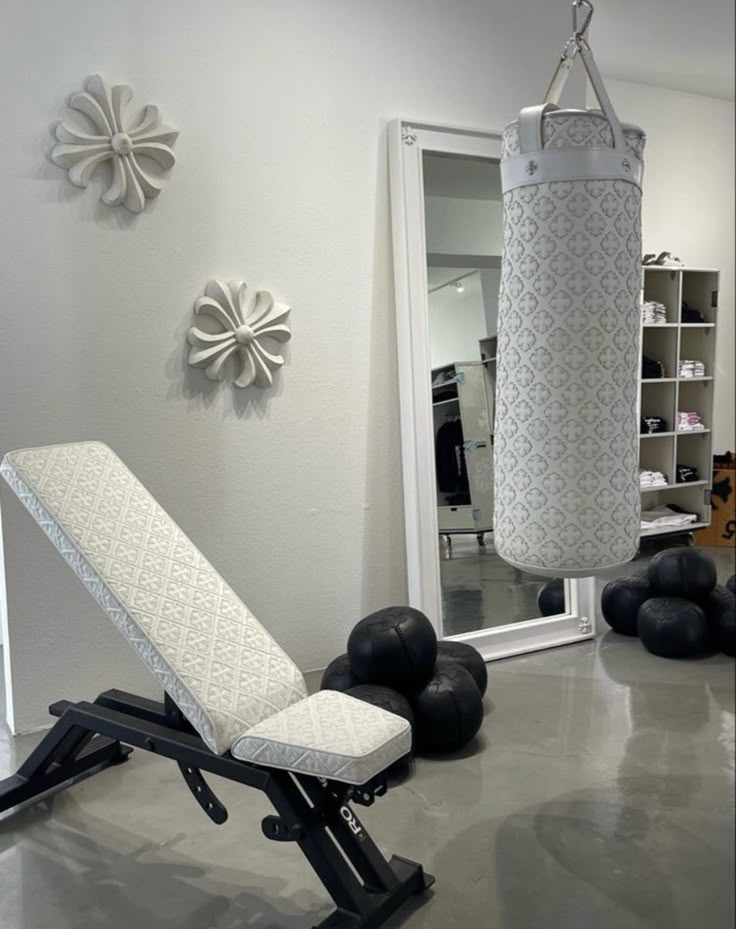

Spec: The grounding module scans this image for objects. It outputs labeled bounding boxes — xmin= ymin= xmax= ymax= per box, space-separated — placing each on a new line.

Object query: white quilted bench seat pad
xmin=0 ymin=442 xmax=307 ymax=755
xmin=231 ymin=690 xmax=411 ymax=785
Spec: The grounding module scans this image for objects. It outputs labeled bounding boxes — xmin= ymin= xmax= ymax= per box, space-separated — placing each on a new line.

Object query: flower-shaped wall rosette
xmin=50 ymin=75 xmax=178 ymax=213
xmin=187 ymin=281 xmax=292 ymax=389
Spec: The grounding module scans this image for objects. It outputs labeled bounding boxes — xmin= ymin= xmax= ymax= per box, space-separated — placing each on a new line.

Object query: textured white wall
xmin=0 ymin=0 xmax=581 ymax=732
xmin=602 ymin=79 xmax=735 ymax=451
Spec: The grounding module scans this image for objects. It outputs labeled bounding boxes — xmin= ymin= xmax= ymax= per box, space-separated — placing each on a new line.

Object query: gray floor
xmin=1 ymin=631 xmax=734 ymax=929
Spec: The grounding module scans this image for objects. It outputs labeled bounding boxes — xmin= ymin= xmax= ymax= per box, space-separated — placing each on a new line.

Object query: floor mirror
xmin=389 ymin=119 xmax=596 ymax=660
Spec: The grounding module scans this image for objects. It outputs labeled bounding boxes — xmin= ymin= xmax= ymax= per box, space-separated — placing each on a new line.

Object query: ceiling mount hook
xmin=572 ymin=0 xmax=594 ymax=41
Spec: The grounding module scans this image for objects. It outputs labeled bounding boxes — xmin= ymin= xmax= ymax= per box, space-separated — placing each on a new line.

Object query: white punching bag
xmin=494 ymin=9 xmax=645 ymax=578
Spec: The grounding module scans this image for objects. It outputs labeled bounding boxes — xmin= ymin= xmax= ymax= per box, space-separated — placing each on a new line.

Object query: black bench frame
xmin=0 ymin=688 xmax=433 ymax=929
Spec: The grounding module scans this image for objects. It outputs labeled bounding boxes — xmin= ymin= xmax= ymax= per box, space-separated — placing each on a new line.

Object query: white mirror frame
xmin=388 ymin=118 xmax=597 ymax=661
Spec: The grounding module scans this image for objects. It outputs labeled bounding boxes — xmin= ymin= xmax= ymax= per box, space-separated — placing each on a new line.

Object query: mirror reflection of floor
xmin=439 ymin=535 xmax=551 ymax=636
xmin=440 ymin=533 xmax=734 ymax=639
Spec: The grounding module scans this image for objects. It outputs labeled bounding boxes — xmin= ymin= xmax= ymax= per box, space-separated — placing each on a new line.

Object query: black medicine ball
xmin=703 ymin=585 xmax=736 ymax=657
xmin=412 ymin=665 xmax=483 ymax=754
xmin=321 ymin=653 xmax=362 ymax=693
xmin=601 ymin=575 xmax=652 ymax=636
xmin=638 ymin=597 xmax=709 ymax=659
xmin=435 ymin=640 xmax=488 ymax=696
xmin=537 ymin=578 xmax=565 ymax=617
xmin=347 ymin=606 xmax=437 ymax=691
xmin=346 ymin=684 xmax=416 ymax=752
xmin=647 ymin=548 xmax=716 ymax=601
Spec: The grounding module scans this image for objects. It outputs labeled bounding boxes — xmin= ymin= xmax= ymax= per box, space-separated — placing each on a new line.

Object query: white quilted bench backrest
xmin=0 ymin=442 xmax=308 ymax=754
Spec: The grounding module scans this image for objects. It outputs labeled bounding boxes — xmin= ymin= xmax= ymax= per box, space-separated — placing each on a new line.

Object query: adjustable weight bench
xmin=0 ymin=442 xmax=433 ymax=928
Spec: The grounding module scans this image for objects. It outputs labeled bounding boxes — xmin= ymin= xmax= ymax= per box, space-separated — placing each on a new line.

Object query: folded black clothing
xmin=641 ymin=416 xmax=667 ymax=434
xmin=682 ymin=301 xmax=705 ymax=323
xmin=446 ymin=492 xmax=471 ymax=505
xmin=676 ymin=464 xmax=699 ymax=483
xmin=433 ymin=386 xmax=458 ymax=403
xmin=642 ymin=354 xmax=665 ymax=378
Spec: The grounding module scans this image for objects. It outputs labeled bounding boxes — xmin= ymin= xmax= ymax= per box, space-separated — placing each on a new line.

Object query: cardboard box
xmin=696 ymin=458 xmax=736 ymax=548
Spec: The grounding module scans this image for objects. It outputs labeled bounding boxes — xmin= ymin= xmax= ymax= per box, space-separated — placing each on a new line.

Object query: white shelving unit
xmin=639 ymin=267 xmax=720 ymax=538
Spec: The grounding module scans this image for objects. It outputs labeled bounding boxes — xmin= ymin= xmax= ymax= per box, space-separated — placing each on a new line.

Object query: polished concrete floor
xmin=1 ymin=634 xmax=734 ymax=929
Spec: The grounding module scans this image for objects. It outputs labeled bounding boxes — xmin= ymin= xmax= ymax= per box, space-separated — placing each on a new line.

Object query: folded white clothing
xmin=678 ymin=359 xmax=705 ymax=378
xmin=641 ymin=507 xmax=697 ymax=534
xmin=676 ymin=410 xmax=705 ymax=432
xmin=641 ymin=300 xmax=667 ymax=325
xmin=639 ymin=469 xmax=668 ymax=487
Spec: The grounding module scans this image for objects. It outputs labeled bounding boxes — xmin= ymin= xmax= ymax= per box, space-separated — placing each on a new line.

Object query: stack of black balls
xmin=321 ymin=606 xmax=487 ymax=756
xmin=601 ymin=548 xmax=735 ymax=659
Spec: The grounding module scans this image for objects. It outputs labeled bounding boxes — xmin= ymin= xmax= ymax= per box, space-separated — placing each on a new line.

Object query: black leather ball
xmin=726 ymin=575 xmax=736 ymax=596
xmin=435 ymin=641 xmax=488 ymax=696
xmin=638 ymin=597 xmax=710 ymax=659
xmin=647 ymin=548 xmax=717 ymax=601
xmin=346 ymin=685 xmax=415 ymax=752
xmin=347 ymin=607 xmax=437 ymax=691
xmin=703 ymin=585 xmax=736 ymax=657
xmin=321 ymin=653 xmax=362 ymax=693
xmin=537 ymin=578 xmax=565 ymax=617
xmin=412 ymin=665 xmax=483 ymax=753
xmin=601 ymin=576 xmax=651 ymax=637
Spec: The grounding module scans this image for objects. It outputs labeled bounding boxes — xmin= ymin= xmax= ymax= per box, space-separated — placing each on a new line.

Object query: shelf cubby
xmin=640 ymin=381 xmax=675 ymax=430
xmin=678 ymin=327 xmax=713 ymax=376
xmin=642 ymin=327 xmax=677 ymax=377
xmin=676 ymin=379 xmax=712 ymax=428
xmin=641 ymin=484 xmax=711 ymax=532
xmin=681 ymin=270 xmax=719 ymax=324
xmin=639 ymin=435 xmax=674 ymax=485
xmin=675 ymin=431 xmax=712 ymax=486
xmin=643 ymin=268 xmax=680 ymax=322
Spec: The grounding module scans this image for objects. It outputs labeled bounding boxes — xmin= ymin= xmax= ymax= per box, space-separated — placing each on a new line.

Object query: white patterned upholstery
xmin=232 ymin=690 xmax=411 ymax=785
xmin=0 ymin=442 xmax=308 ymax=755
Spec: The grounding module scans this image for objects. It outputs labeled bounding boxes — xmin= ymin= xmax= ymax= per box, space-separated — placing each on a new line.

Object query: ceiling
xmin=593 ymin=0 xmax=734 ymax=101
xmin=423 ymin=153 xmax=502 ymax=201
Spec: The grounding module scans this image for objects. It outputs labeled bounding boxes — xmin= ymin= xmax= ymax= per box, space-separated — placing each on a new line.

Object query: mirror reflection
xmin=423 ymin=151 xmax=567 ymax=636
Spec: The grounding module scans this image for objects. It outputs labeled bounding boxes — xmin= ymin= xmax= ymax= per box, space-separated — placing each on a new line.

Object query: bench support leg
xmin=0 ymin=693 xmax=433 ymax=929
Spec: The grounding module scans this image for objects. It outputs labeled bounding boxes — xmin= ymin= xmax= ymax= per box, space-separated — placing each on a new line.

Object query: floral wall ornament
xmin=50 ymin=74 xmax=178 ymax=214
xmin=187 ymin=281 xmax=292 ymax=389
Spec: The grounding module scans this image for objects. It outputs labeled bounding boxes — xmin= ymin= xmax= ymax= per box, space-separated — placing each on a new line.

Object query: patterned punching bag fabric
xmin=494 ymin=114 xmax=646 ymax=576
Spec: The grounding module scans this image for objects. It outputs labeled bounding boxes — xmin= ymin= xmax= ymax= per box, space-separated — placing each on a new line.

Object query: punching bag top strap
xmin=518 ymin=103 xmax=559 ymax=155
xmin=530 ymin=0 xmax=630 ymax=155
xmin=577 ymin=39 xmax=627 ymax=152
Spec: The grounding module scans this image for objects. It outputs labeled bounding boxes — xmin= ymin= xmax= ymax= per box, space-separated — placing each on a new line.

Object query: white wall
xmin=601 ymin=79 xmax=735 ymax=451
xmin=429 ymin=273 xmax=487 ymax=369
xmin=481 ymin=269 xmax=501 ymax=337
xmin=0 ymin=0 xmax=581 ymax=732
xmin=425 ymin=197 xmax=503 ymax=256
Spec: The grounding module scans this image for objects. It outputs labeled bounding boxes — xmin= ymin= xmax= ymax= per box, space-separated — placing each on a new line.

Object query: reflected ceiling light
xmin=454 ymin=281 xmax=464 ymax=293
